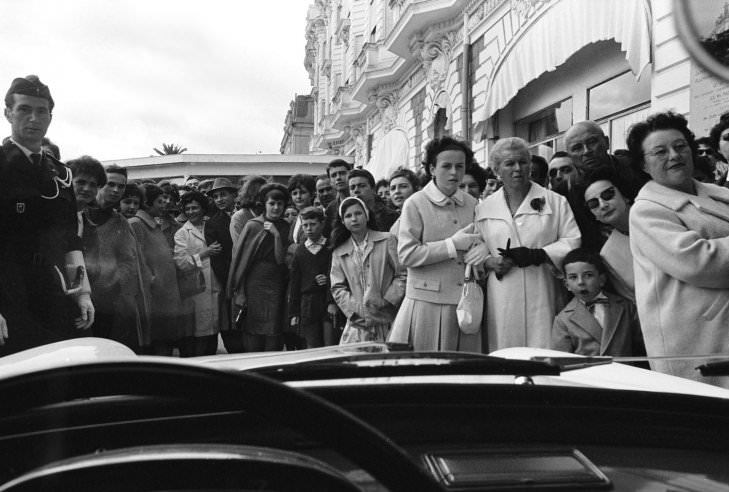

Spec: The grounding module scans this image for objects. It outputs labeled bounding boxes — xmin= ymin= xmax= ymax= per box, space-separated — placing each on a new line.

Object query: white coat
xmin=475 ymin=183 xmax=580 ymax=351
xmin=630 ymin=180 xmax=729 ymax=388
xmin=174 ymin=220 xmax=220 ymax=338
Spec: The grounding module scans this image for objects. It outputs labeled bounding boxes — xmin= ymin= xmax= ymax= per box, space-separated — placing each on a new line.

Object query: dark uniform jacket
xmin=0 ymin=140 xmax=81 ymax=353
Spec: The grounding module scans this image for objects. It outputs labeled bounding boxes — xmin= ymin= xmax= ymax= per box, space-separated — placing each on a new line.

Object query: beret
xmin=6 ymin=75 xmax=54 ymax=110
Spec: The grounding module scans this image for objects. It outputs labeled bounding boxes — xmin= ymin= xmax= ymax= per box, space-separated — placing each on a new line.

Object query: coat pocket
xmin=411 ymin=278 xmax=441 ymax=292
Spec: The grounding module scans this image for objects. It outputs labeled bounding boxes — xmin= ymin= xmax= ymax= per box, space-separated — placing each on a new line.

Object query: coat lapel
xmin=600 ymin=294 xmax=625 ymax=354
xmin=568 ymin=300 xmax=603 ymax=345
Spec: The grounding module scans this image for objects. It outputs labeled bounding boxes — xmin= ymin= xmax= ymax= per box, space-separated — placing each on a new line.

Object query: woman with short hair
xmin=467 ymin=137 xmax=580 ymax=351
xmin=628 ymin=111 xmax=729 ymax=387
xmin=174 ymin=191 xmax=222 ymax=356
xmin=228 ymin=183 xmax=291 ymax=352
xmin=128 ymin=184 xmax=187 ymax=355
xmin=388 ymin=137 xmax=482 ymax=352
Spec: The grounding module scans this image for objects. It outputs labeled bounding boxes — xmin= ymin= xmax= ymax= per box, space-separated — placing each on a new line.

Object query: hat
xmin=207 ymin=177 xmax=238 ymax=195
xmin=6 ymin=75 xmax=54 ymax=110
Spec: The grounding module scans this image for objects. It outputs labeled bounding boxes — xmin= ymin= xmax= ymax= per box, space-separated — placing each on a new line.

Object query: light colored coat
xmin=174 ymin=220 xmax=220 ymax=337
xmin=551 ymin=293 xmax=638 ymax=356
xmin=396 ymin=181 xmax=478 ymax=305
xmin=475 ymin=183 xmax=580 ymax=351
xmin=330 ymin=231 xmax=406 ymax=329
xmin=630 ymin=180 xmax=729 ymax=387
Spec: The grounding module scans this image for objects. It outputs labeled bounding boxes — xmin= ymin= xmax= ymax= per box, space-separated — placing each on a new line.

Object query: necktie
xmin=30 ymin=153 xmax=42 ymax=167
xmin=585 ymin=297 xmax=609 ymax=313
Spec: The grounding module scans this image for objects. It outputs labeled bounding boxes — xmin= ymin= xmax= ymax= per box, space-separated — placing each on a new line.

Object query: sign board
xmin=689 ymin=64 xmax=729 ymax=137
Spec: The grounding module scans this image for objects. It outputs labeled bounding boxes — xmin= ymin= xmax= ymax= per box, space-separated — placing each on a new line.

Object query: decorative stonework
xmin=420 ymin=32 xmax=457 ymax=93
xmin=511 ymin=0 xmax=550 ymax=23
xmin=373 ymin=91 xmax=399 ymax=133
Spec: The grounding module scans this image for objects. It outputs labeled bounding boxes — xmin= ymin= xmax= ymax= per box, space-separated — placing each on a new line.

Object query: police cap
xmin=5 ymin=75 xmax=54 ymax=111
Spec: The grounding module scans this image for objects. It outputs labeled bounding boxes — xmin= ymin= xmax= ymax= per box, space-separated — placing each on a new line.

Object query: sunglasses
xmin=586 ymin=187 xmax=616 ymax=210
xmin=698 ymin=148 xmax=712 ymax=155
xmin=548 ymin=165 xmax=574 ymax=178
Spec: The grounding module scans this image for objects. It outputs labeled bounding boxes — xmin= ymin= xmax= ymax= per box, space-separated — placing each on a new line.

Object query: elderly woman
xmin=467 ymin=137 xmax=580 ymax=351
xmin=228 ymin=183 xmax=291 ymax=352
xmin=174 ymin=191 xmax=223 ymax=356
xmin=388 ymin=137 xmax=482 ymax=352
xmin=583 ymin=167 xmax=636 ymax=303
xmin=628 ymin=111 xmax=729 ymax=387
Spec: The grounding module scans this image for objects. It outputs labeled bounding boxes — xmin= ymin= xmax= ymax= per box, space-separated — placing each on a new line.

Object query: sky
xmin=0 ymin=0 xmax=313 ymax=161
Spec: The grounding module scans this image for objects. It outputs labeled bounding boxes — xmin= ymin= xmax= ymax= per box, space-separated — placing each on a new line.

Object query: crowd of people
xmin=3 ymin=75 xmax=729 ymax=386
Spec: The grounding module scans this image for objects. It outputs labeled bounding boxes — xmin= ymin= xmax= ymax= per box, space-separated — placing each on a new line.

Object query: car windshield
xmin=2 ymin=0 xmax=729 ymax=395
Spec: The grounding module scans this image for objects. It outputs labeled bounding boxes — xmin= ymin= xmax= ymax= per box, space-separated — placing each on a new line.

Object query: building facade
xmin=298 ymin=0 xmax=729 ymax=180
xmin=280 ymin=95 xmax=316 ymax=154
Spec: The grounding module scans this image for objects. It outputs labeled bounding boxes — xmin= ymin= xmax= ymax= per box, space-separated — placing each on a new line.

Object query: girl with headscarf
xmin=330 ymin=197 xmax=406 ymax=344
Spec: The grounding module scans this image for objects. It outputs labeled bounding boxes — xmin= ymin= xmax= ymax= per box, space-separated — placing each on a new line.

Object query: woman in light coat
xmin=628 ymin=111 xmax=729 ymax=388
xmin=330 ymin=197 xmax=406 ymax=344
xmin=388 ymin=137 xmax=482 ymax=352
xmin=467 ymin=137 xmax=580 ymax=351
xmin=174 ymin=191 xmax=222 ymax=356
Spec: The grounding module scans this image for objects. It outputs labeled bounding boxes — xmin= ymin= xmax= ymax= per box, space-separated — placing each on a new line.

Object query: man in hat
xmin=0 ymin=75 xmax=94 ymax=354
xmin=204 ymin=177 xmax=242 ymax=352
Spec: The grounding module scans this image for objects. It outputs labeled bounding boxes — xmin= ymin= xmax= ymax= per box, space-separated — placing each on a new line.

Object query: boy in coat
xmin=552 ymin=248 xmax=639 ymax=356
xmin=288 ymin=207 xmax=337 ymax=348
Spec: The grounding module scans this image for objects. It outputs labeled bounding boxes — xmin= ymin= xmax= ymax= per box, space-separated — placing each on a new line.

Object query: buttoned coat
xmin=174 ymin=220 xmax=220 ymax=338
xmin=129 ymin=210 xmax=186 ymax=342
xmin=551 ymin=293 xmax=637 ymax=356
xmin=475 ymin=183 xmax=580 ymax=351
xmin=388 ymin=181 xmax=479 ymax=351
xmin=630 ymin=180 xmax=729 ymax=387
xmin=330 ymin=231 xmax=406 ymax=330
xmin=396 ymin=181 xmax=477 ymax=305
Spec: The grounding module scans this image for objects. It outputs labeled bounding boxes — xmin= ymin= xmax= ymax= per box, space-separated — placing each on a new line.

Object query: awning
xmin=479 ymin=0 xmax=651 ymax=130
xmin=366 ymin=128 xmax=410 ymax=180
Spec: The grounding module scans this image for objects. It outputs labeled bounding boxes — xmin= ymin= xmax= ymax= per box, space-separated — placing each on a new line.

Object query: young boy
xmin=552 ymin=248 xmax=639 ymax=356
xmin=287 ymin=206 xmax=338 ymax=348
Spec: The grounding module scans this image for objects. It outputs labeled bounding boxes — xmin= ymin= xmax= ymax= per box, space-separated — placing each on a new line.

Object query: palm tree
xmin=154 ymin=143 xmax=188 ymax=155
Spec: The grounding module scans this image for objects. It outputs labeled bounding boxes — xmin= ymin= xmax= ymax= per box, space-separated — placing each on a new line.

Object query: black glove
xmin=497 ymin=244 xmax=548 ymax=268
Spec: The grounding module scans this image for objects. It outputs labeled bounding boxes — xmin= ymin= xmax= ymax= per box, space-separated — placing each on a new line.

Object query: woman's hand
xmin=465 ymin=242 xmax=490 ymax=266
xmin=201 ymin=241 xmax=222 ymax=259
xmin=451 ymin=224 xmax=481 ymax=251
xmin=486 ymin=255 xmax=514 ymax=279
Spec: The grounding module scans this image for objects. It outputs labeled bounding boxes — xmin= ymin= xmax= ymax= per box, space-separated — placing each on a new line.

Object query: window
xmin=516 ymin=98 xmax=573 ymax=143
xmin=411 ymin=88 xmax=426 ymax=169
xmin=588 ymin=71 xmax=650 ymax=121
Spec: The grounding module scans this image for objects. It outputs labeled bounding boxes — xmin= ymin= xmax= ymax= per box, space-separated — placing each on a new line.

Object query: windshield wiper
xmin=247 ymin=352 xmax=560 ymax=382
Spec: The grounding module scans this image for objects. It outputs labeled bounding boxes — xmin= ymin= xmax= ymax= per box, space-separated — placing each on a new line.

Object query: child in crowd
xmin=288 ymin=207 xmax=337 ymax=348
xmin=330 ymin=197 xmax=406 ymax=344
xmin=552 ymin=248 xmax=639 ymax=356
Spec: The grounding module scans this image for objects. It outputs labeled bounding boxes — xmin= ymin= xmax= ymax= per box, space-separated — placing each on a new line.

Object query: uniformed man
xmin=0 ymin=75 xmax=94 ymax=354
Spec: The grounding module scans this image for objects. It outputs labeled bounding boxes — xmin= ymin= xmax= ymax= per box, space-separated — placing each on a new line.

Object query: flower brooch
xmin=530 ymin=197 xmax=545 ymax=212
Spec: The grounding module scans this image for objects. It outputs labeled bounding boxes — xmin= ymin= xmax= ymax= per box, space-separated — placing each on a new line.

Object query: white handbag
xmin=456 ymin=264 xmax=484 ymax=335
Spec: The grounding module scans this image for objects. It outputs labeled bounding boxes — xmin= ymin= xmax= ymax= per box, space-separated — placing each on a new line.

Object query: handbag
xmin=177 ymin=267 xmax=205 ymax=298
xmin=456 ymin=264 xmax=483 ymax=335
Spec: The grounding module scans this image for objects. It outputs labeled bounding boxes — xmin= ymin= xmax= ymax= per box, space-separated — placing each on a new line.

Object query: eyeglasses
xmin=697 ymin=148 xmax=712 ymax=155
xmin=644 ymin=141 xmax=691 ymax=161
xmin=586 ymin=187 xmax=616 ymax=210
xmin=722 ymin=133 xmax=729 ymax=142
xmin=568 ymin=136 xmax=603 ymax=154
xmin=548 ymin=165 xmax=574 ymax=178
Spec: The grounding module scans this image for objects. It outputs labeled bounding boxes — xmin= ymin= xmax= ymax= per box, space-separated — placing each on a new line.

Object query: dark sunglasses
xmin=548 ymin=165 xmax=574 ymax=178
xmin=722 ymin=134 xmax=729 ymax=142
xmin=586 ymin=187 xmax=616 ymax=210
xmin=698 ymin=148 xmax=712 ymax=155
